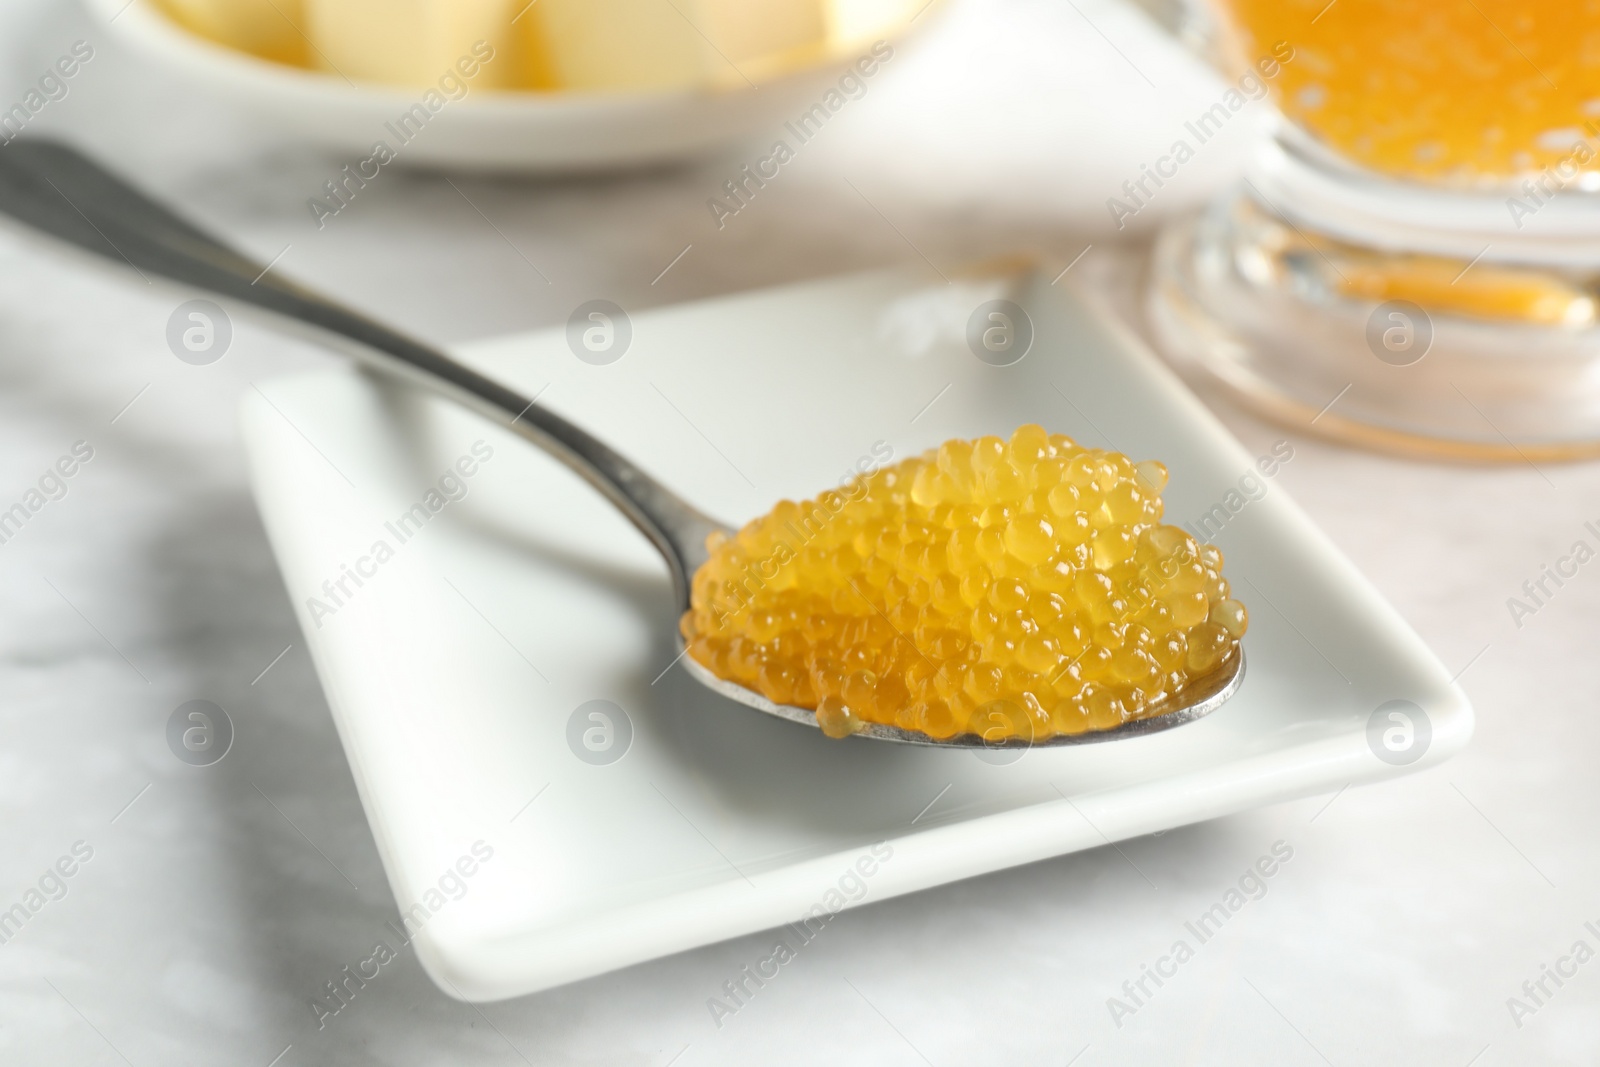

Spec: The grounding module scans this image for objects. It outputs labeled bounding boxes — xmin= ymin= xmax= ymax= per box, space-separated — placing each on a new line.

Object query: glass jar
xmin=1150 ymin=0 xmax=1600 ymax=461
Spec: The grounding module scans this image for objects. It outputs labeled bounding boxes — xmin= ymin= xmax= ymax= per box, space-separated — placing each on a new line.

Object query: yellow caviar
xmin=683 ymin=426 xmax=1247 ymax=742
xmin=1216 ymin=0 xmax=1600 ymax=183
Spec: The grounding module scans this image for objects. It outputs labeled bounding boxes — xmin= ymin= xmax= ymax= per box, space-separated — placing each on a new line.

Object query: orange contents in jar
xmin=1215 ymin=0 xmax=1600 ymax=182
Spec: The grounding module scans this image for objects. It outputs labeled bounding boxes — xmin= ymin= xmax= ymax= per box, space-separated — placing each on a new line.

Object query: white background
xmin=0 ymin=0 xmax=1594 ymax=1063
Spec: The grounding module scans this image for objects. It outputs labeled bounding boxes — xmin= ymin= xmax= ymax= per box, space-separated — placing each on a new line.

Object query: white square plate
xmin=241 ymin=263 xmax=1471 ymax=1002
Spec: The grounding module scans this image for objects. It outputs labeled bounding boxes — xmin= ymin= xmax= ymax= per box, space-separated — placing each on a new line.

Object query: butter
xmin=160 ymin=0 xmax=840 ymax=93
xmin=825 ymin=0 xmax=911 ymax=48
xmin=698 ymin=0 xmax=828 ymax=68
xmin=528 ymin=0 xmax=827 ymax=91
xmin=301 ymin=0 xmax=527 ymax=88
xmin=526 ymin=0 xmax=704 ymax=92
xmin=157 ymin=0 xmax=308 ymax=66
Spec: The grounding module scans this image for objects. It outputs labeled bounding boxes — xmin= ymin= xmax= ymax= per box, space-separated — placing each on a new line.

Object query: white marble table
xmin=1 ymin=0 xmax=1595 ymax=1064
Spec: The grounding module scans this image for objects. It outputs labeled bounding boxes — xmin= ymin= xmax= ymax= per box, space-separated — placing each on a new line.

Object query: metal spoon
xmin=0 ymin=139 xmax=1243 ymax=747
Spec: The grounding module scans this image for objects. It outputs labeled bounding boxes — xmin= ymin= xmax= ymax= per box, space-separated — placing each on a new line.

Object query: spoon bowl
xmin=683 ymin=647 xmax=1244 ymax=747
xmin=0 ymin=139 xmax=1244 ymax=746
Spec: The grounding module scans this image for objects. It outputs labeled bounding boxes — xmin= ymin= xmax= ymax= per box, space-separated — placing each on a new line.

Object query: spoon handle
xmin=0 ymin=140 xmax=720 ymax=600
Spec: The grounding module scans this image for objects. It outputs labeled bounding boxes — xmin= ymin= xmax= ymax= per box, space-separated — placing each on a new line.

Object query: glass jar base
xmin=1149 ymin=191 xmax=1600 ymax=463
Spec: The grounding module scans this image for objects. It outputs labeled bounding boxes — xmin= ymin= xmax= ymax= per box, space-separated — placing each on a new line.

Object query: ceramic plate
xmin=240 ymin=262 xmax=1471 ymax=1001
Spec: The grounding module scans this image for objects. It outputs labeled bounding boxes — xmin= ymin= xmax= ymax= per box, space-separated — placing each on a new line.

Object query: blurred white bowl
xmin=81 ymin=0 xmax=934 ymax=171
